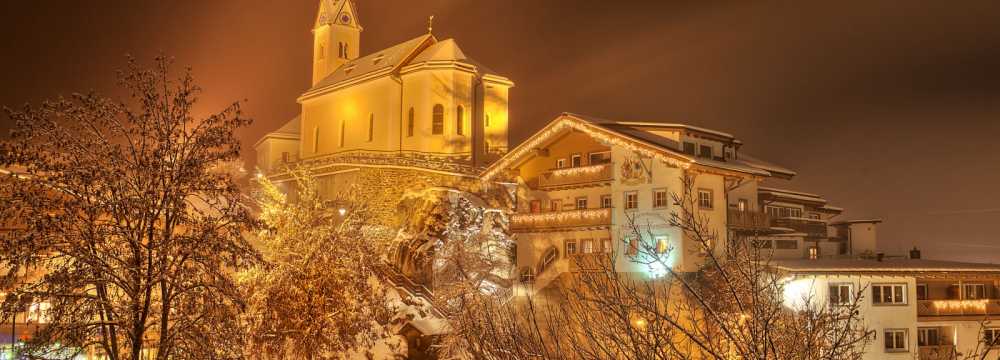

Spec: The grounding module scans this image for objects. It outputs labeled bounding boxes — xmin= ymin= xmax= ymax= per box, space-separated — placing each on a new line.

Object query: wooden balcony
xmin=727 ymin=210 xmax=770 ymax=231
xmin=918 ymin=345 xmax=956 ymax=359
xmin=917 ymin=299 xmax=1000 ymax=319
xmin=771 ymin=217 xmax=828 ymax=238
xmin=510 ymin=208 xmax=612 ymax=233
xmin=536 ymin=163 xmax=614 ymax=190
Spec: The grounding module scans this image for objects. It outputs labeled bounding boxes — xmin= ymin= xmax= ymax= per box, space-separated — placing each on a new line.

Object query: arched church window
xmin=432 ymin=104 xmax=444 ymax=135
xmin=407 ymin=108 xmax=415 ymax=137
xmin=456 ymin=106 xmax=464 ymax=135
xmin=339 ymin=120 xmax=346 ymax=148
xmin=338 ymin=43 xmax=343 ymax=59
xmin=485 ymin=114 xmax=490 ymax=128
xmin=318 ymin=44 xmax=325 ymax=61
xmin=343 ymin=43 xmax=349 ymax=59
xmin=368 ymin=113 xmax=374 ymax=142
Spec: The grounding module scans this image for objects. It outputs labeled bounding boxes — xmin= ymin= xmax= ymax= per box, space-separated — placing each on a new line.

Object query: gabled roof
xmin=254 ymin=115 xmax=301 ymax=149
xmin=481 ymin=113 xmax=775 ymax=181
xmin=759 ymin=186 xmax=828 ymax=205
xmin=735 ymin=154 xmax=796 ymax=179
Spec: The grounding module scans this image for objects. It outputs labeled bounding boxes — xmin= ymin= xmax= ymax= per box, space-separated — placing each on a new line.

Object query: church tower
xmin=313 ymin=0 xmax=362 ymax=85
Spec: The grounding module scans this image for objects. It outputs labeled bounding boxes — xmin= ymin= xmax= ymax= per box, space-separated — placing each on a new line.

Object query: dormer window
xmin=373 ymin=54 xmax=385 ymax=65
xmin=683 ymin=142 xmax=696 ymax=155
xmin=343 ymin=64 xmax=356 ymax=75
xmin=699 ymin=145 xmax=712 ymax=159
xmin=318 ymin=44 xmax=326 ymax=61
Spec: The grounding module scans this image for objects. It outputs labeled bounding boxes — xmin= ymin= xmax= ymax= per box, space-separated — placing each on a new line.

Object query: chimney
xmin=909 ymin=247 xmax=922 ymax=260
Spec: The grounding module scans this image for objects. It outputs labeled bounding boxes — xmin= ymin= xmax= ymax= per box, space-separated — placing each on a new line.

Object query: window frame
xmin=964 ymin=283 xmax=987 ymax=300
xmin=588 ymin=151 xmax=611 ymax=165
xmin=519 ymin=267 xmax=535 ymax=283
xmin=654 ymin=235 xmax=670 ymax=254
xmin=431 ymin=104 xmax=445 ymax=135
xmin=918 ymin=327 xmax=942 ymax=347
xmin=407 ymin=107 xmax=415 ymax=137
xmin=872 ymin=284 xmax=908 ymax=305
xmin=550 ymin=199 xmax=562 ymax=212
xmin=738 ymin=198 xmax=748 ymax=212
xmin=540 ymin=248 xmax=558 ymax=272
xmin=828 ymin=283 xmax=853 ymax=306
xmin=624 ymin=191 xmax=639 ymax=210
xmin=884 ymin=328 xmax=909 ymax=352
xmin=570 ymin=154 xmax=582 ymax=167
xmin=581 ymin=239 xmax=595 ymax=254
xmin=556 ymin=158 xmax=567 ymax=169
xmin=916 ymin=284 xmax=929 ymax=300
xmin=682 ymin=142 xmax=696 ymax=155
xmin=697 ymin=189 xmax=714 ymax=209
xmin=565 ymin=239 xmax=578 ymax=256
xmin=600 ymin=195 xmax=612 ymax=209
xmin=601 ymin=238 xmax=612 ymax=254
xmin=699 ymin=144 xmax=713 ymax=158
xmin=456 ymin=105 xmax=465 ymax=135
xmin=575 ymin=196 xmax=588 ymax=210
xmin=984 ymin=328 xmax=1000 ymax=347
xmin=653 ymin=188 xmax=669 ymax=209
xmin=368 ymin=113 xmax=375 ymax=142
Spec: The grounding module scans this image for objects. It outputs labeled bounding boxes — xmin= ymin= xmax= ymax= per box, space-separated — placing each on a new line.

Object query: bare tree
xmin=241 ymin=169 xmax=395 ymax=359
xmin=454 ymin=176 xmax=873 ymax=359
xmin=0 ymin=57 xmax=259 ymax=360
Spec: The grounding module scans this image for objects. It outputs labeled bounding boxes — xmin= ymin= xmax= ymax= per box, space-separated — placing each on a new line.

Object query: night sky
xmin=1 ymin=1 xmax=998 ymax=262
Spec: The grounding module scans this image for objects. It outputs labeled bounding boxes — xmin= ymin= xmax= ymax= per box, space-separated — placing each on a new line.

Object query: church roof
xmin=305 ymin=34 xmax=434 ymax=97
xmin=302 ymin=35 xmax=510 ymax=101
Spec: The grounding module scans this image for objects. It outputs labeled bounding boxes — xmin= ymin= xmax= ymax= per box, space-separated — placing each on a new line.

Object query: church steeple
xmin=313 ymin=0 xmax=362 ymax=85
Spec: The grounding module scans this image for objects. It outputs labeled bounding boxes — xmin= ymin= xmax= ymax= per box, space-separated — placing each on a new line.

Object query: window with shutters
xmin=456 ymin=106 xmax=464 ymax=135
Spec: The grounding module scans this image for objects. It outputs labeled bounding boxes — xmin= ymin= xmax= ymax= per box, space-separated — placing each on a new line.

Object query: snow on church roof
xmin=304 ymin=34 xmax=434 ymax=97
xmin=302 ymin=35 xmax=509 ymax=101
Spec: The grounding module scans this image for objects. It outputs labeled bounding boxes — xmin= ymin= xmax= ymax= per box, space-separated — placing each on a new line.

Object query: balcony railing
xmin=917 ymin=299 xmax=1000 ymax=317
xmin=919 ymin=345 xmax=956 ymax=359
xmin=510 ymin=208 xmax=612 ymax=232
xmin=771 ymin=217 xmax=828 ymax=238
xmin=536 ymin=163 xmax=614 ymax=189
xmin=727 ymin=211 xmax=770 ymax=231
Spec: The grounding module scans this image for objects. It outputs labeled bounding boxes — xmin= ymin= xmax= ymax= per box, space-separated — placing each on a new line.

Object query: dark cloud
xmin=1 ymin=0 xmax=998 ymax=262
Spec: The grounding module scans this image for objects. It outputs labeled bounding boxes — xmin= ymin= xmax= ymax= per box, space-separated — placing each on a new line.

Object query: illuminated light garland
xmin=482 ymin=115 xmax=693 ymax=181
xmin=931 ymin=299 xmax=990 ymax=312
xmin=547 ymin=164 xmax=610 ymax=177
xmin=511 ymin=208 xmax=611 ymax=228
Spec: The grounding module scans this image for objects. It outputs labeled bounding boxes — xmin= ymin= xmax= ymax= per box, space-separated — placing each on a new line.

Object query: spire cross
xmin=428 ymin=15 xmax=435 ymax=34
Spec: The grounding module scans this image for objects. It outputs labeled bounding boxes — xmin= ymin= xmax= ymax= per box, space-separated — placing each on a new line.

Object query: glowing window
xmin=565 ymin=240 xmax=577 ymax=255
xmin=575 ymin=197 xmax=587 ymax=210
xmin=655 ymin=235 xmax=669 ymax=254
xmin=432 ymin=104 xmax=444 ymax=135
